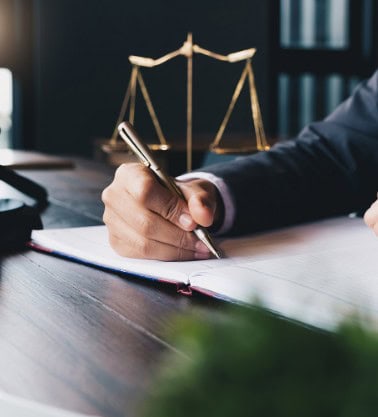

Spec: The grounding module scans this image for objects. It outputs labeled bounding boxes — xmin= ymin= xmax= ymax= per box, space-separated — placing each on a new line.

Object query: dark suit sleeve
xmin=202 ymin=70 xmax=378 ymax=236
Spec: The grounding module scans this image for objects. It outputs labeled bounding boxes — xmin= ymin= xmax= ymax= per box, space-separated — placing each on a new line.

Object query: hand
xmin=364 ymin=197 xmax=378 ymax=235
xmin=102 ymin=163 xmax=222 ymax=261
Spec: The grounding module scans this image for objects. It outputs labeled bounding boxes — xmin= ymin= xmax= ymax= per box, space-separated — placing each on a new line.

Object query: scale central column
xmin=186 ymin=33 xmax=193 ymax=172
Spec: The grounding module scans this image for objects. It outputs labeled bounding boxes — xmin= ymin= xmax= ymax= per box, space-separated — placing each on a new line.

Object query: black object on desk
xmin=0 ymin=164 xmax=47 ymax=249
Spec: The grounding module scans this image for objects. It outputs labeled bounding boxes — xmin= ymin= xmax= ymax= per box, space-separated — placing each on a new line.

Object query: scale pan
xmin=148 ymin=144 xmax=171 ymax=151
xmin=210 ymin=145 xmax=270 ymax=155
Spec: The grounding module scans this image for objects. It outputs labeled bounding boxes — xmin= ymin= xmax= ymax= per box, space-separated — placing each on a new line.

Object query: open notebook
xmin=29 ymin=217 xmax=378 ymax=331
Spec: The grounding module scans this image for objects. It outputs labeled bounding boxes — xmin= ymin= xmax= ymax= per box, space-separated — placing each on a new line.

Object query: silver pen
xmin=118 ymin=121 xmax=222 ymax=259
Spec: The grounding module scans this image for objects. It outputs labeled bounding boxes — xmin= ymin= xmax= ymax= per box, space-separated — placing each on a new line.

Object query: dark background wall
xmin=32 ymin=0 xmax=273 ymax=156
xmin=2 ymin=0 xmax=377 ymax=157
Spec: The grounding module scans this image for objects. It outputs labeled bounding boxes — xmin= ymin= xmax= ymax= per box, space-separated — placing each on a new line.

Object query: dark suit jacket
xmin=203 ymin=70 xmax=378 ymax=236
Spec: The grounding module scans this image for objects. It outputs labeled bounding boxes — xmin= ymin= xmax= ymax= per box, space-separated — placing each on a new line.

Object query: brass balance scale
xmin=102 ymin=33 xmax=270 ymax=173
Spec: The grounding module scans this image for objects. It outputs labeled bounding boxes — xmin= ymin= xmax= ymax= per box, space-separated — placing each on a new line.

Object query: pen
xmin=118 ymin=121 xmax=222 ymax=259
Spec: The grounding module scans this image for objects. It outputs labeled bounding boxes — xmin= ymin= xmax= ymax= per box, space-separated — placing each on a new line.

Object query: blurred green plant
xmin=141 ymin=306 xmax=378 ymax=417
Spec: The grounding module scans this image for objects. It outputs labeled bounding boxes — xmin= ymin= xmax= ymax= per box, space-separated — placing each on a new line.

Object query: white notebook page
xmin=189 ymin=217 xmax=378 ymax=329
xmin=31 ymin=225 xmax=219 ymax=285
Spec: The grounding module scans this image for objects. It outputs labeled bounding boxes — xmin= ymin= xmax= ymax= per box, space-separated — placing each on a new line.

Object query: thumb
xmin=178 ymin=179 xmax=218 ymax=228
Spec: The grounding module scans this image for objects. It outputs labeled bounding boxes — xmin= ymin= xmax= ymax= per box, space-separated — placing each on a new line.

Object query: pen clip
xmin=118 ymin=123 xmax=152 ymax=168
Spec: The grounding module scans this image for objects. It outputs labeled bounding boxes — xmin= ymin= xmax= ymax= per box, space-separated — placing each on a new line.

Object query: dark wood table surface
xmin=0 ymin=157 xmax=225 ymax=417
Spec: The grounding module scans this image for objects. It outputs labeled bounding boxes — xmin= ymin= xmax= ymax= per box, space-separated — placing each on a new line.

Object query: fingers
xmin=364 ymin=199 xmax=378 ymax=236
xmin=103 ymin=206 xmax=210 ymax=261
xmin=103 ymin=195 xmax=208 ymax=253
xmin=112 ymin=163 xmax=197 ymax=231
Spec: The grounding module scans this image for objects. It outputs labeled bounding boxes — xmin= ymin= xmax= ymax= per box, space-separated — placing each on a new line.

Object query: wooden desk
xmin=0 ymin=158 xmax=224 ymax=417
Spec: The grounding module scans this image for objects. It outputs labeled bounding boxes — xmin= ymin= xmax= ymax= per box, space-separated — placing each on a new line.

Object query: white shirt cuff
xmin=176 ymin=172 xmax=235 ymax=235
